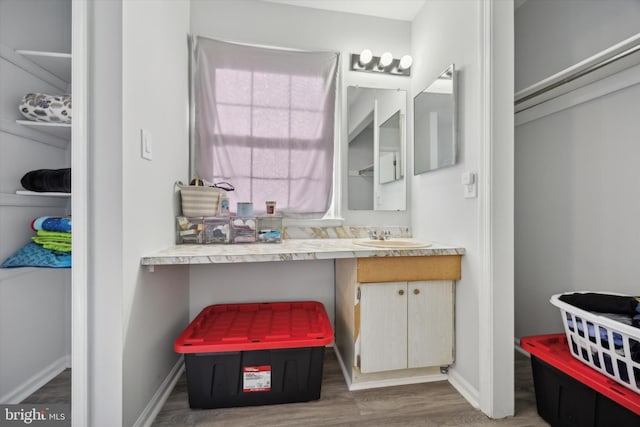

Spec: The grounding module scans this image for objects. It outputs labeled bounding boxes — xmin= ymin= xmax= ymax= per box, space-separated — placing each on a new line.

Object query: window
xmin=193 ymin=37 xmax=339 ymax=217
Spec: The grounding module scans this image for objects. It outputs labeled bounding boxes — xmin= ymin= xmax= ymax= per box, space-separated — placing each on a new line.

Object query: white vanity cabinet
xmin=335 ymin=255 xmax=460 ymax=390
xmin=359 ymin=280 xmax=454 ymax=373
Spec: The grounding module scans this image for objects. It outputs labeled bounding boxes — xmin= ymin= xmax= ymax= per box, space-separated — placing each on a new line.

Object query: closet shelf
xmin=348 ymin=164 xmax=374 ymax=177
xmin=15 ymin=190 xmax=71 ymax=198
xmin=359 ymin=164 xmax=374 ymax=176
xmin=15 ymin=50 xmax=71 ymax=84
xmin=0 ymin=191 xmax=69 ymax=208
xmin=15 ymin=120 xmax=71 ymax=140
xmin=0 ymin=44 xmax=69 ymax=91
xmin=0 ymin=118 xmax=68 ymax=148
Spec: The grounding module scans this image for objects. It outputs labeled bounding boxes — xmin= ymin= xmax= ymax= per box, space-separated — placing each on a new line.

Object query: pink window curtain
xmin=194 ymin=37 xmax=339 ymax=216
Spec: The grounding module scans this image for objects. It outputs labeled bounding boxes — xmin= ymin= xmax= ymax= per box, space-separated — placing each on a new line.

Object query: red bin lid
xmin=175 ymin=301 xmax=334 ymax=353
xmin=521 ymin=333 xmax=640 ymax=415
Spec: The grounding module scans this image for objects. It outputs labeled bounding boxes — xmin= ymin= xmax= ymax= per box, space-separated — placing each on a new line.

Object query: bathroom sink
xmin=352 ymin=239 xmax=431 ymax=249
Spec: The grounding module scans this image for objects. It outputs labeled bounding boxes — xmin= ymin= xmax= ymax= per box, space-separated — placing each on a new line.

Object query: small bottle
xmin=218 ymin=192 xmax=230 ymax=217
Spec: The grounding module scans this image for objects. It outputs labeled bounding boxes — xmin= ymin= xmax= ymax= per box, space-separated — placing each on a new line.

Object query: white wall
xmin=411 ymin=2 xmax=514 ymax=417
xmin=515 ymin=1 xmax=640 ymax=339
xmin=87 ymin=1 xmax=124 ymax=424
xmin=121 ymin=1 xmax=191 ymax=426
xmin=87 ymin=1 xmax=191 ymax=426
xmin=411 ymin=0 xmax=483 ymax=397
xmin=190 ymin=261 xmax=335 ymax=325
xmin=191 ymin=0 xmax=412 ymax=227
xmin=515 ymin=0 xmax=640 ymax=91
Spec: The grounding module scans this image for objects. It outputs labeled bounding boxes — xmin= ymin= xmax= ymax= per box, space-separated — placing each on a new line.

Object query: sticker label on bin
xmin=243 ymin=365 xmax=271 ymax=392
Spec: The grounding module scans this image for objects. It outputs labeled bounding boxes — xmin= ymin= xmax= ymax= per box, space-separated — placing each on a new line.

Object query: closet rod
xmin=515 ymin=34 xmax=640 ymax=111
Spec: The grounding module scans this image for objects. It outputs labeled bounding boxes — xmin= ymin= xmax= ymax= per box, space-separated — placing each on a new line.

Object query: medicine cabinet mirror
xmin=414 ymin=64 xmax=457 ymax=175
xmin=347 ymin=86 xmax=406 ymax=211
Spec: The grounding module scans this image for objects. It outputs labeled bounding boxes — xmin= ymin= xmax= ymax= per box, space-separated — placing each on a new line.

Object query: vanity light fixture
xmin=350 ymin=50 xmax=412 ymax=76
xmin=358 ymin=49 xmax=373 ymax=67
xmin=378 ymin=52 xmax=394 ymax=69
xmin=398 ymin=55 xmax=413 ymax=71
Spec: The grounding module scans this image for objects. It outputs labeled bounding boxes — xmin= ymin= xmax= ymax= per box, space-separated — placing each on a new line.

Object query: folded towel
xmin=32 ymin=240 xmax=71 ymax=252
xmin=31 ymin=216 xmax=72 ymax=233
xmin=559 ymin=292 xmax=640 ymax=315
xmin=1 ymin=242 xmax=71 ymax=268
xmin=32 ymin=230 xmax=72 ymax=252
xmin=19 ymin=93 xmax=72 ymax=123
xmin=21 ymin=168 xmax=71 ymax=193
xmin=34 ymin=230 xmax=71 ymax=241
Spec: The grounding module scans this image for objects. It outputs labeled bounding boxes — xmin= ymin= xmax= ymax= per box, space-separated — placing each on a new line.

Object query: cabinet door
xmin=359 ymin=282 xmax=407 ymax=373
xmin=407 ymin=281 xmax=454 ymax=368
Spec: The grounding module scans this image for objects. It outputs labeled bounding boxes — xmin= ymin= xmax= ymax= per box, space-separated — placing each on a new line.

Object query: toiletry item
xmin=257 ymin=216 xmax=283 ymax=243
xmin=231 ymin=217 xmax=256 ymax=243
xmin=236 ymin=202 xmax=253 ymax=218
xmin=218 ymin=192 xmax=230 ymax=216
xmin=265 ymin=200 xmax=276 ymax=215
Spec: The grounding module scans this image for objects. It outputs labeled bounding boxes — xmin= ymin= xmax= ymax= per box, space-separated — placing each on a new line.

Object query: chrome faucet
xmin=369 ymin=229 xmax=391 ymax=240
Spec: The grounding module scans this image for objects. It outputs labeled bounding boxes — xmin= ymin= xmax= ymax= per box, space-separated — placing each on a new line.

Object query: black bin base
xmin=185 ymin=346 xmax=325 ymax=409
xmin=531 ymin=355 xmax=640 ymax=427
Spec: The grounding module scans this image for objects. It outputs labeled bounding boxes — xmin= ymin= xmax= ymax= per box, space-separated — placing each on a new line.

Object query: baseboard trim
xmin=348 ymin=372 xmax=447 ymax=391
xmin=1 ymin=354 xmax=71 ymax=404
xmin=333 ymin=345 xmax=447 ymax=391
xmin=514 ymin=337 xmax=530 ymax=358
xmin=332 ymin=345 xmax=353 ymax=390
xmin=133 ymin=357 xmax=184 ymax=427
xmin=447 ymin=367 xmax=480 ymax=409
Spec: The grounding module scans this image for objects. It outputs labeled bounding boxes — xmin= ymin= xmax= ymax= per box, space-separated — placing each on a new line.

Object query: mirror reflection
xmin=379 ymin=111 xmax=402 ymax=184
xmin=414 ymin=64 xmax=457 ymax=175
xmin=347 ymin=87 xmax=406 ymax=211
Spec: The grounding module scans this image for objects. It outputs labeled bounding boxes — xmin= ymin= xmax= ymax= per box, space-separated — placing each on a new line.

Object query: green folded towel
xmin=34 ymin=230 xmax=71 ymax=241
xmin=32 ymin=240 xmax=72 ymax=252
xmin=31 ymin=230 xmax=72 ymax=252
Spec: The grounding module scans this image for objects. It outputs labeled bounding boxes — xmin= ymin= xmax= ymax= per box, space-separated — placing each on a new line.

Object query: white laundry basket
xmin=551 ymin=292 xmax=640 ymax=395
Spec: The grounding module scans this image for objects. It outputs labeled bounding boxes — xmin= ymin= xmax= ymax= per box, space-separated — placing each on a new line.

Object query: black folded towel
xmin=20 ymin=168 xmax=71 ymax=193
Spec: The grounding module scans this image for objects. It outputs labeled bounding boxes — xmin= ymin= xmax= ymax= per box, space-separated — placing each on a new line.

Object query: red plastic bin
xmin=175 ymin=301 xmax=334 ymax=409
xmin=521 ymin=334 xmax=640 ymax=426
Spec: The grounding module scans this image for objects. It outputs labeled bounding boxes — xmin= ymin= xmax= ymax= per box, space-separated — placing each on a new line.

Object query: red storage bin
xmin=521 ymin=334 xmax=640 ymax=426
xmin=175 ymin=301 xmax=333 ymax=409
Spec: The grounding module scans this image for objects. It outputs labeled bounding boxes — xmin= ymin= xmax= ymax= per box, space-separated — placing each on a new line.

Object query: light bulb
xmin=359 ymin=49 xmax=373 ymax=66
xmin=399 ymin=55 xmax=413 ymax=70
xmin=379 ymin=52 xmax=393 ymax=68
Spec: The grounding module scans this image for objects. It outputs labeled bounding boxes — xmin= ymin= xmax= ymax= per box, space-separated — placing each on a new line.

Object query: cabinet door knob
xmin=413 ymin=288 xmax=420 ymax=295
xmin=398 ymin=289 xmax=405 ymax=296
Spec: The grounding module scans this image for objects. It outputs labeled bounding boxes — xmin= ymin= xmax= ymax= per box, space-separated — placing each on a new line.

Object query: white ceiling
xmin=262 ymin=0 xmax=427 ymax=21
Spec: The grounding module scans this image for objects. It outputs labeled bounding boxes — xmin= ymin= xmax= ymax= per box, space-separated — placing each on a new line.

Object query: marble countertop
xmin=141 ymin=238 xmax=465 ymax=266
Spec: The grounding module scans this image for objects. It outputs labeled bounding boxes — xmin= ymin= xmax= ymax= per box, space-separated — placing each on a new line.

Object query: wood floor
xmin=22 ymin=350 xmax=548 ymax=426
xmin=21 ymin=368 xmax=71 ymax=405
xmin=152 ymin=349 xmax=548 ymax=426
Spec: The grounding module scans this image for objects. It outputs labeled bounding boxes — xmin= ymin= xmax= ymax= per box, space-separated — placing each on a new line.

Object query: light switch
xmin=141 ymin=128 xmax=152 ymax=160
xmin=461 ymin=172 xmax=475 ymax=185
xmin=462 ymin=172 xmax=477 ymax=198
